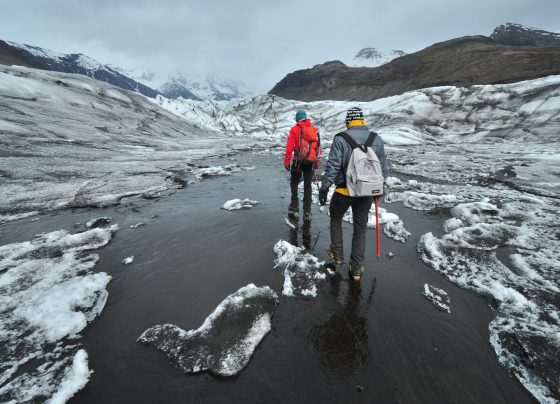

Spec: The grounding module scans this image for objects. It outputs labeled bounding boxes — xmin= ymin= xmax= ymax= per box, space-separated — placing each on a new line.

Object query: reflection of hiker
xmin=284 ymin=109 xmax=321 ymax=221
xmin=319 ymin=107 xmax=388 ymax=281
xmin=288 ymin=218 xmax=312 ymax=250
xmin=310 ymin=277 xmax=369 ymax=376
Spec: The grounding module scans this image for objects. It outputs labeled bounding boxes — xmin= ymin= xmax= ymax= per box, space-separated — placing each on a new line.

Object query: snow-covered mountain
xmin=111 ymin=67 xmax=251 ymax=101
xmin=0 ymin=40 xmax=160 ymax=98
xmin=350 ymin=47 xmax=406 ymax=67
xmin=0 ymin=40 xmax=245 ymax=101
xmin=183 ymin=74 xmax=252 ymax=101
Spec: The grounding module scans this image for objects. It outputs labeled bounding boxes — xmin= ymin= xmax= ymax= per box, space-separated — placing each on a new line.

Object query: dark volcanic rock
xmin=491 ymin=23 xmax=560 ymax=47
xmin=269 ymin=34 xmax=560 ymax=102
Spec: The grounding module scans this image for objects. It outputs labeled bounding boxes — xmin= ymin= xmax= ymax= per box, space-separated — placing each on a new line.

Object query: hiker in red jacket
xmin=284 ymin=109 xmax=321 ymax=221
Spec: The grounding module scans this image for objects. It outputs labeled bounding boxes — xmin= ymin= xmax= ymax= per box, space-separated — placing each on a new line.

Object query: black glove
xmin=285 ymin=164 xmax=290 ymax=171
xmin=319 ymin=187 xmax=329 ymax=206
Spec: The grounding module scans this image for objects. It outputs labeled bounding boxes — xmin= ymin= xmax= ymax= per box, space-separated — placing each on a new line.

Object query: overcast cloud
xmin=2 ymin=0 xmax=559 ymax=94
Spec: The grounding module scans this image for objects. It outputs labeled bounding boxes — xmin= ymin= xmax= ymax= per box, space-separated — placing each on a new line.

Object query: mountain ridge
xmin=269 ymin=24 xmax=560 ymax=102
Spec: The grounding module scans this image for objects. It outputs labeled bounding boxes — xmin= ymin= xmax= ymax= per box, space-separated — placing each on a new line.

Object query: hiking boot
xmin=348 ymin=264 xmax=365 ymax=282
xmin=303 ymin=211 xmax=311 ymax=222
xmin=327 ymin=249 xmax=343 ymax=265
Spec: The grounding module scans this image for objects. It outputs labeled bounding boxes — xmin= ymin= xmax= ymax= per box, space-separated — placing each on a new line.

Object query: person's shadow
xmin=309 ymin=274 xmax=377 ymax=378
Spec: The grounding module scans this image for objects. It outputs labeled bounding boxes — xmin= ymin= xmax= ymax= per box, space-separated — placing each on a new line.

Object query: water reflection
xmin=288 ymin=216 xmax=312 ymax=250
xmin=310 ymin=275 xmax=377 ymax=378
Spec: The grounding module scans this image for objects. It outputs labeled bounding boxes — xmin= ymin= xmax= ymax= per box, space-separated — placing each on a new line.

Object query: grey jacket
xmin=321 ymin=125 xmax=388 ymax=189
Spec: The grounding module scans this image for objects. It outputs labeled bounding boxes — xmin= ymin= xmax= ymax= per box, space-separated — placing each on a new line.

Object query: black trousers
xmin=290 ymin=162 xmax=314 ymax=212
xmin=329 ymin=192 xmax=374 ymax=270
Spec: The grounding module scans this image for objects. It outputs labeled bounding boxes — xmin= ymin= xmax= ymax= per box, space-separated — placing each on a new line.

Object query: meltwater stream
xmin=0 ymin=152 xmax=535 ymax=403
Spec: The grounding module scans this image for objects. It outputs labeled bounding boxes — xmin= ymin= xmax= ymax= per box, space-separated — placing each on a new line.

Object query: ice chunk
xmin=48 ymin=350 xmax=92 ymax=404
xmin=221 ymin=198 xmax=259 ymax=210
xmin=423 ymin=284 xmax=451 ymax=313
xmin=122 ymin=256 xmax=134 ymax=265
xmin=195 ymin=164 xmax=241 ymax=179
xmin=384 ymin=176 xmax=403 ymax=188
xmin=383 ymin=220 xmax=411 ymax=243
xmin=0 ymin=226 xmax=115 ymax=402
xmin=138 ymin=284 xmax=278 ymax=377
xmin=130 ymin=222 xmax=145 ymax=228
xmin=386 ymin=191 xmax=457 ymax=210
xmin=284 ymin=218 xmax=296 ymax=229
xmin=443 ymin=217 xmax=463 ymax=232
xmin=273 ymin=240 xmax=330 ymax=298
xmin=85 ymin=216 xmax=112 ymax=228
xmin=451 ymin=202 xmax=500 ymax=224
xmin=0 ymin=211 xmax=38 ymax=225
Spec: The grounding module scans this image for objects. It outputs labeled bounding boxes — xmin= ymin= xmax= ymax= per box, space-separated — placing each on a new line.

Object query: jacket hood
xmin=297 ymin=119 xmax=311 ymax=127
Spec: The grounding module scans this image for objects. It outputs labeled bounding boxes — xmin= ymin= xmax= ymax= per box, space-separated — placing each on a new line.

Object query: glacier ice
xmin=418 ymin=198 xmax=560 ymax=402
xmin=422 ymin=284 xmax=451 ymax=313
xmin=222 ymin=198 xmax=259 ymax=210
xmin=273 ymin=240 xmax=331 ymax=298
xmin=0 ymin=226 xmax=116 ymax=402
xmin=138 ymin=284 xmax=279 ymax=377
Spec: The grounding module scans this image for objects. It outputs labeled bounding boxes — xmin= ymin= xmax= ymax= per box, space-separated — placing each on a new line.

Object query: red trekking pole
xmin=375 ymin=196 xmax=380 ymax=259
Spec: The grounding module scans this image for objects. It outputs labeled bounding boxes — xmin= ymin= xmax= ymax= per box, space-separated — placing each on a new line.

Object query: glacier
xmin=1 ymin=64 xmax=559 ymax=402
xmin=0 ymin=225 xmax=117 ymax=402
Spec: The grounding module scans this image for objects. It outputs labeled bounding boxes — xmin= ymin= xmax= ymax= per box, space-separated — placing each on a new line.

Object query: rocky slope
xmin=269 ymin=25 xmax=560 ymax=101
xmin=491 ymin=22 xmax=560 ymax=47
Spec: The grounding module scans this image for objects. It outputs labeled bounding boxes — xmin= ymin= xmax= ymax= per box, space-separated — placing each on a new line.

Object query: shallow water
xmin=1 ymin=152 xmax=535 ymax=403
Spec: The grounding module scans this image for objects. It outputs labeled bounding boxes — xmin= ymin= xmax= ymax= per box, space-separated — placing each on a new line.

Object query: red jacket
xmin=284 ymin=119 xmax=318 ymax=167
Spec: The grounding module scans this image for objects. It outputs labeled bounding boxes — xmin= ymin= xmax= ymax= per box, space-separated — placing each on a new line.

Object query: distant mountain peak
xmin=491 ymin=23 xmax=560 ymax=47
xmin=351 ymin=48 xmax=406 ymax=67
xmin=1 ymin=40 xmax=160 ymax=98
xmin=108 ymin=66 xmax=251 ymax=101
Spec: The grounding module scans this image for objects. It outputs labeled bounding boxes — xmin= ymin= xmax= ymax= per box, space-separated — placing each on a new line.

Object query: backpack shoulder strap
xmin=335 ymin=132 xmax=359 ymax=149
xmin=365 ymin=131 xmax=377 ymax=148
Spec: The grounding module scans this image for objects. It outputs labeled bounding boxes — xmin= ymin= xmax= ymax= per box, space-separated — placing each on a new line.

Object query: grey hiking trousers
xmin=329 ymin=192 xmax=374 ymax=271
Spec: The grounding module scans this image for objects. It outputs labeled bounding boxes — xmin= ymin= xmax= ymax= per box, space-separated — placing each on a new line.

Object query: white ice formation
xmin=273 ymin=240 xmax=331 ymax=298
xmin=195 ymin=164 xmax=243 ymax=179
xmin=138 ymin=284 xmax=278 ymax=377
xmin=418 ymin=199 xmax=559 ymax=402
xmin=222 ymin=199 xmax=259 ymax=210
xmin=0 ymin=225 xmax=117 ymax=402
xmin=122 ymin=256 xmax=134 ymax=265
xmin=422 ymin=284 xmax=451 ymax=313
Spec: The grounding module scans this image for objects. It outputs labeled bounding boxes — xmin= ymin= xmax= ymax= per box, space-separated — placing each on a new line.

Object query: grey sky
xmin=2 ymin=0 xmax=559 ymax=94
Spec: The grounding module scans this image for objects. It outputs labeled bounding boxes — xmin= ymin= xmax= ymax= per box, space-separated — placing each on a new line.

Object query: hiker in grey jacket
xmin=318 ymin=107 xmax=388 ymax=281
